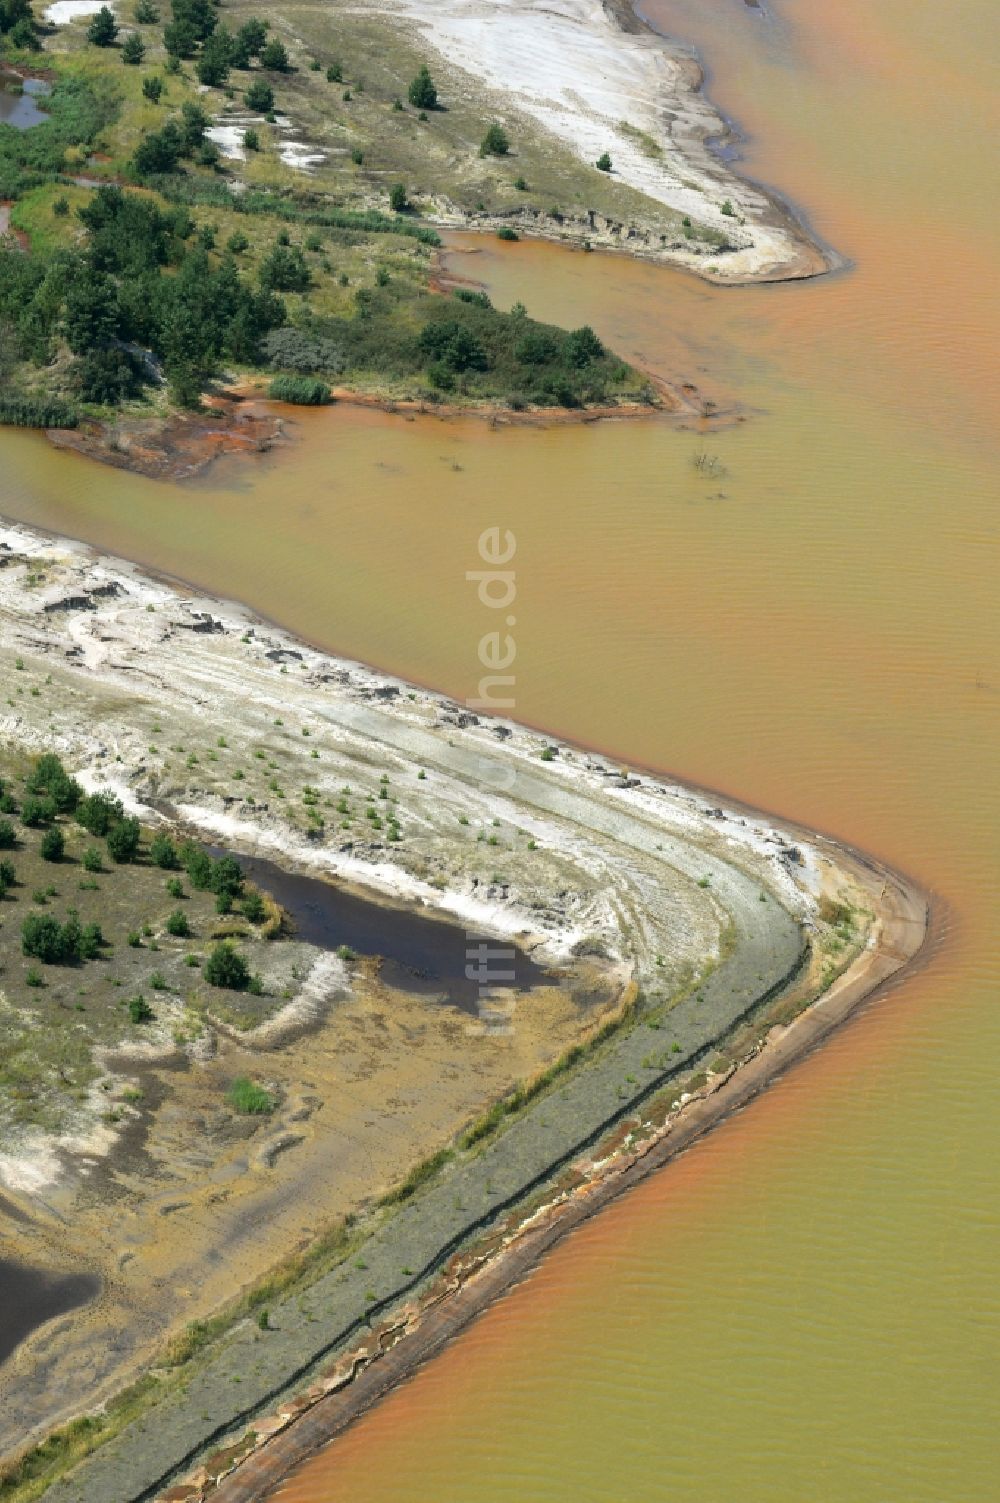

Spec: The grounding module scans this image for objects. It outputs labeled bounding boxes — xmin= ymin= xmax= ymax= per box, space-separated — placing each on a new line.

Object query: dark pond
xmin=224 ymin=851 xmax=551 ymax=1013
xmin=0 ymin=76 xmax=51 ymax=131
xmin=0 ymin=1259 xmax=99 ymax=1366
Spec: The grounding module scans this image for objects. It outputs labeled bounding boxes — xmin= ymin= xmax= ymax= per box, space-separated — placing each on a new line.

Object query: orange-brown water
xmin=0 ymin=0 xmax=997 ymax=1498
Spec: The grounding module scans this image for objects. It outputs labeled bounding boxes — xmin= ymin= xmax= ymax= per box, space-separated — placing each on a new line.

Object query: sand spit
xmin=0 ymin=517 xmax=925 ymax=1500
xmin=359 ymin=0 xmax=830 ymax=281
xmin=202 ymin=849 xmax=926 ymax=1503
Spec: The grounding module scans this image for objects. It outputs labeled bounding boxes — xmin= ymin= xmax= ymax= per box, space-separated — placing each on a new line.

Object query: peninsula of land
xmin=0 ymin=518 xmax=925 ymax=1503
xmin=0 ymin=0 xmax=831 ymax=456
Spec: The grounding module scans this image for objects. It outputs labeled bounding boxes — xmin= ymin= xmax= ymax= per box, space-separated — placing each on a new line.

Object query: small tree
xmin=9 ymin=15 xmax=38 ymax=49
xmin=210 ymin=854 xmax=244 ymax=899
xmin=40 ymin=828 xmax=64 ymax=863
xmin=106 ymin=817 xmax=141 ymax=864
xmin=480 ymin=123 xmax=509 ymax=157
xmin=82 ymin=846 xmax=102 ymax=873
xmin=389 ymin=182 xmax=409 ymax=213
xmin=86 ymin=5 xmax=118 ymax=47
xmin=135 ymin=0 xmax=159 ymax=22
xmin=0 ymin=819 xmax=15 ymax=850
xmin=259 ymin=37 xmax=289 ymax=72
xmin=181 ymin=843 xmax=213 ymax=890
xmin=21 ymin=796 xmax=55 ymax=828
xmin=166 ymin=908 xmax=190 ymax=937
xmin=28 ymin=754 xmax=80 ymax=813
xmin=77 ymin=791 xmax=124 ymax=837
xmin=408 ymin=65 xmax=437 ymax=111
xmin=150 ymin=832 xmax=180 ymax=869
xmin=242 ymin=128 xmax=259 ymax=152
xmin=596 ymin=151 xmax=612 ymax=172
xmin=245 ymin=78 xmax=273 ymax=113
xmin=128 ymin=995 xmax=154 ymax=1023
xmin=234 ymin=17 xmax=268 ymax=60
xmin=205 ymin=940 xmax=251 ymax=991
xmin=121 ymin=31 xmax=145 ymax=65
xmin=141 ymin=74 xmax=163 ymax=103
xmin=242 ymin=889 xmax=266 ymax=924
xmin=196 ymin=27 xmax=233 ymax=87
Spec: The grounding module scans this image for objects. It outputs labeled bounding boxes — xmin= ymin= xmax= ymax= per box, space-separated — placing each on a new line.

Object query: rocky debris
xmin=43 ymin=594 xmax=95 ymax=614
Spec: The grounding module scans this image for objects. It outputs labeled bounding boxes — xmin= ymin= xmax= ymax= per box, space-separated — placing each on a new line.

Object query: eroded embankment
xmin=0 ymin=520 xmax=924 ymax=1503
xmin=358 ymin=0 xmax=831 ymax=281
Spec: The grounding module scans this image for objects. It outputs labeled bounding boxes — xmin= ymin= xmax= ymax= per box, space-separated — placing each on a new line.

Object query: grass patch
xmin=226 ymin=1076 xmax=276 ymax=1114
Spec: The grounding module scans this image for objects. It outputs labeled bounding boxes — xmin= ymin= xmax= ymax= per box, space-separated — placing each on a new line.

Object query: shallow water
xmin=0 ymin=0 xmax=997 ymax=1496
xmin=226 ymin=851 xmax=550 ymax=1011
xmin=0 ymin=77 xmax=50 ymax=131
xmin=0 ymin=1261 xmax=98 ymax=1366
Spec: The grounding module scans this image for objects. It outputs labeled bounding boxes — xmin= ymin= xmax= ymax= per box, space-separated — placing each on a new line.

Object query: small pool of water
xmin=0 ymin=76 xmax=50 ymax=130
xmin=226 ymin=852 xmax=551 ymax=1013
xmin=0 ymin=1260 xmax=99 ymax=1366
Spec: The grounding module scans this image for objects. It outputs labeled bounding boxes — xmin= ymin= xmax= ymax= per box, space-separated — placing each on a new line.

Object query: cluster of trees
xmin=81 ymin=3 xmax=284 ymax=82
xmin=289 ymin=285 xmax=632 ymax=407
xmin=22 ymin=911 xmax=103 ymax=964
xmin=0 ymin=0 xmax=37 ymax=50
xmin=0 ymin=184 xmax=287 ymax=406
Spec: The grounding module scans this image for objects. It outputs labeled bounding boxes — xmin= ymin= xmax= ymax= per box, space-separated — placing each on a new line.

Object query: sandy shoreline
xmin=0 ymin=514 xmax=926 ymax=1502
xmin=359 ymin=0 xmax=833 ymax=282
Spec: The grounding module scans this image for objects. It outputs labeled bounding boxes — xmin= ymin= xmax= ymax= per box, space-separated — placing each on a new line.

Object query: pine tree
xmin=86 ymin=5 xmax=119 ymax=47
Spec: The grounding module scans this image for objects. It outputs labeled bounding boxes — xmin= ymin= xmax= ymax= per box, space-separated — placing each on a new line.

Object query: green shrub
xmin=242 ymin=890 xmax=266 ymax=924
xmin=27 ymin=754 xmax=81 ymax=813
xmin=181 ymin=843 xmax=213 ymax=890
xmin=227 ymin=1075 xmax=275 ymax=1113
xmin=21 ymin=796 xmax=55 ymax=828
xmin=245 ymin=79 xmax=273 ymax=113
xmin=128 ymin=995 xmax=153 ymax=1023
xmin=82 ymin=846 xmax=102 ymax=873
xmin=40 ymin=828 xmax=64 ymax=862
xmin=0 ymin=819 xmax=16 ymax=850
xmin=142 ymin=75 xmax=163 ymax=104
xmin=261 ymin=328 xmax=343 ymax=373
xmin=106 ymin=817 xmax=141 ymax=864
xmin=259 ymin=38 xmax=289 ymax=71
xmin=497 ymin=227 xmax=519 ymax=242
xmin=22 ymin=913 xmax=80 ymax=964
xmin=268 ymin=375 xmax=332 ymax=405
xmin=77 ymin=791 xmax=124 ymax=837
xmin=166 ymin=908 xmax=190 ymax=937
xmin=79 ymin=922 xmax=103 ymax=959
xmin=121 ymin=32 xmax=145 ymax=65
xmin=0 ymin=393 xmax=80 ymax=429
xmin=150 ymin=833 xmax=180 ymax=869
xmin=86 ymin=6 xmax=118 ymax=47
xmin=205 ymin=941 xmax=251 ymax=990
xmin=408 ymin=65 xmax=437 ymax=111
xmin=596 ymin=152 xmax=612 ymax=172
xmin=480 ymin=123 xmax=509 ymax=157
